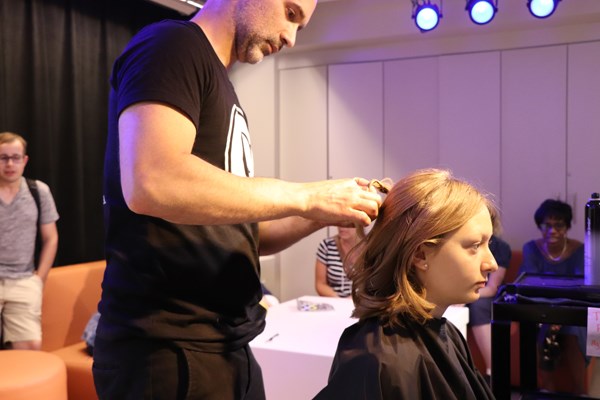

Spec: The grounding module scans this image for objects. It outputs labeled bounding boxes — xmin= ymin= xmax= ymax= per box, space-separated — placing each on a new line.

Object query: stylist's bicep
xmin=119 ymin=102 xmax=196 ymax=210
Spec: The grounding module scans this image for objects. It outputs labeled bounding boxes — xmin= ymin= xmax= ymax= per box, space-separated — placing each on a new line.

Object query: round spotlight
xmin=528 ymin=0 xmax=560 ymax=19
xmin=413 ymin=4 xmax=441 ymax=32
xmin=466 ymin=0 xmax=497 ymax=25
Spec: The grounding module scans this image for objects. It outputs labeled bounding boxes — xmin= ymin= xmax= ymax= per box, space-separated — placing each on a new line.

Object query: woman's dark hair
xmin=534 ymin=199 xmax=573 ymax=229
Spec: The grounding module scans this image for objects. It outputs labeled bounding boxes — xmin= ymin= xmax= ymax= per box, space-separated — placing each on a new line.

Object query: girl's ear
xmin=412 ymin=244 xmax=429 ymax=272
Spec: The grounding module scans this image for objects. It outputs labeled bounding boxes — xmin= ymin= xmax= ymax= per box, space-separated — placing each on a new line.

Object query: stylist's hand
xmin=297 ymin=177 xmax=382 ymax=226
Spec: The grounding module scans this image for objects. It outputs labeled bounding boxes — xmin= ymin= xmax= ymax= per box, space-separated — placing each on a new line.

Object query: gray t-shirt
xmin=0 ymin=177 xmax=59 ymax=278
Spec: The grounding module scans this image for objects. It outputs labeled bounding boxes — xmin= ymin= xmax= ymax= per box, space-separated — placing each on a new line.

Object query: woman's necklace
xmin=543 ymin=238 xmax=568 ymax=262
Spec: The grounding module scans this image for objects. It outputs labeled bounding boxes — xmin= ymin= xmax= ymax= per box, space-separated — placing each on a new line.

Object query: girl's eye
xmin=287 ymin=7 xmax=296 ymax=20
xmin=472 ymin=243 xmax=481 ymax=250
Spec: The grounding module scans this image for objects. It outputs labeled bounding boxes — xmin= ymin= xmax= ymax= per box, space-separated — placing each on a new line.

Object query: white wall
xmin=230 ymin=0 xmax=600 ymax=300
xmin=229 ymin=58 xmax=277 ymax=179
xmin=277 ymin=67 xmax=329 ymax=300
xmin=229 ymin=59 xmax=283 ymax=298
xmin=500 ymin=45 xmax=568 ymax=247
xmin=567 ymin=41 xmax=600 ymax=236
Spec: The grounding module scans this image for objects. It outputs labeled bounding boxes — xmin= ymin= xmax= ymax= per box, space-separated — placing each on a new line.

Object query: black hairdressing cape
xmin=314 ymin=313 xmax=494 ymax=400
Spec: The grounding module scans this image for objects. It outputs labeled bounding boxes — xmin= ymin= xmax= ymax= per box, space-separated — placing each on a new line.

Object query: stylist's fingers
xmin=349 ymin=209 xmax=375 ymax=227
xmin=354 ymin=177 xmax=372 ymax=190
xmin=299 ymin=178 xmax=383 ymax=226
xmin=353 ymin=181 xmax=382 ymax=224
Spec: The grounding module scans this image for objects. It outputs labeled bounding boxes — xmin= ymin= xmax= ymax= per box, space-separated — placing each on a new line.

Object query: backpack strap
xmin=25 ymin=178 xmax=42 ymax=270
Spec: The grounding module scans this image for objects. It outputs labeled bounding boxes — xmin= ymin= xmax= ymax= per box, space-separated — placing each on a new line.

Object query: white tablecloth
xmin=250 ymin=296 xmax=469 ymax=400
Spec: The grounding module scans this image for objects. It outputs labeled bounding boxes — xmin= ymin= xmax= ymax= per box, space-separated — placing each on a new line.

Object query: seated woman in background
xmin=519 ymin=198 xmax=587 ymax=394
xmin=315 ymin=226 xmax=365 ymax=298
xmin=520 ymin=199 xmax=583 ymax=275
xmin=466 ymin=230 xmax=511 ymax=383
xmin=315 ymin=169 xmax=496 ymax=400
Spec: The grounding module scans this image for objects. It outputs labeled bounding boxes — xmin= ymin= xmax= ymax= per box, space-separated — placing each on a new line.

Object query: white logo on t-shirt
xmin=225 ymin=105 xmax=254 ymax=178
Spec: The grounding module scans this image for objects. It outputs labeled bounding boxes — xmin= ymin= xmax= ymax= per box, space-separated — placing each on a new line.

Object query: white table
xmin=250 ymin=296 xmax=469 ymax=400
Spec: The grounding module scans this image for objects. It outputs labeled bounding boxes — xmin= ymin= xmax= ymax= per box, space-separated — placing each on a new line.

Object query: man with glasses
xmin=0 ymin=131 xmax=59 ymax=350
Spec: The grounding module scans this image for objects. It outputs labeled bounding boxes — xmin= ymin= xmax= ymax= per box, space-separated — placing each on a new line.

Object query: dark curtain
xmin=0 ymin=0 xmax=187 ymax=265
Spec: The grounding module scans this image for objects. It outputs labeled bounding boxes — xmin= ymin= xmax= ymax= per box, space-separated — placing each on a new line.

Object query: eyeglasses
xmin=0 ymin=154 xmax=25 ymax=164
xmin=539 ymin=222 xmax=567 ymax=231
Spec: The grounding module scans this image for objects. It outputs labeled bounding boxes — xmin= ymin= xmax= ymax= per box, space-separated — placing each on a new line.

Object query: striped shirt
xmin=316 ymin=237 xmax=352 ymax=297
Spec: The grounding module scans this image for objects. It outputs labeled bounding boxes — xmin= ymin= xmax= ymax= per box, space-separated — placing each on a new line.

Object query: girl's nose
xmin=483 ymin=252 xmax=498 ymax=272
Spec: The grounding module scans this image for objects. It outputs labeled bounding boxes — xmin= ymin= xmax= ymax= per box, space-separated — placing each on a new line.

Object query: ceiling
xmin=298 ymin=0 xmax=600 ymax=51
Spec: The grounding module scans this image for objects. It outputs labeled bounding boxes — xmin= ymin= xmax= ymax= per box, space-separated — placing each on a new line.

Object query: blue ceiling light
xmin=412 ymin=1 xmax=443 ymax=33
xmin=466 ymin=0 xmax=498 ymax=25
xmin=528 ymin=0 xmax=561 ymax=19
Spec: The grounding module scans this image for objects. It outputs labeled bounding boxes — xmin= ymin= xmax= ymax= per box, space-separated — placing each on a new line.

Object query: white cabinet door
xmin=328 ymin=62 xmax=384 ymax=181
xmin=383 ymin=57 xmax=439 ymax=182
xmin=501 ymin=45 xmax=568 ymax=250
xmin=567 ymin=41 xmax=600 ymax=242
xmin=439 ymin=52 xmax=501 ymax=199
xmin=278 ymin=67 xmax=328 ymax=301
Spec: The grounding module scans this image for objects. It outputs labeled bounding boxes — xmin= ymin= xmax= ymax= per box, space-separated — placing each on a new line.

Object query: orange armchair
xmin=42 ymin=260 xmax=105 ymax=400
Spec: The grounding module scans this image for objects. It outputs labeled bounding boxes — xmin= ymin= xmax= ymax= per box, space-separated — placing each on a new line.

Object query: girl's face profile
xmin=418 ymin=205 xmax=498 ymax=316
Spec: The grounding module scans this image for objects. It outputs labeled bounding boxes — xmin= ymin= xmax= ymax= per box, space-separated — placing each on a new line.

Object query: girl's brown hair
xmin=350 ymin=168 xmax=497 ymax=326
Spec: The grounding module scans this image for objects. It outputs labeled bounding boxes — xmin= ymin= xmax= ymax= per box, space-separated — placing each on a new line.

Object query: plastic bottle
xmin=584 ymin=192 xmax=600 ymax=286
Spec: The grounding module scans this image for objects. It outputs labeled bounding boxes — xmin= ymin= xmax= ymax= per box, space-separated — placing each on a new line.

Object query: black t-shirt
xmin=99 ymin=20 xmax=265 ymax=352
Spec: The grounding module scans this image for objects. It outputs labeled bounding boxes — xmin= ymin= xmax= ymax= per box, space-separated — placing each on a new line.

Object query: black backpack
xmin=25 ymin=178 xmax=42 ymax=269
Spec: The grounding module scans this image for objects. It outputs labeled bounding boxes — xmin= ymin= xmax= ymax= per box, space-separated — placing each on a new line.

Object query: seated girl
xmin=314 ymin=168 xmax=496 ymax=400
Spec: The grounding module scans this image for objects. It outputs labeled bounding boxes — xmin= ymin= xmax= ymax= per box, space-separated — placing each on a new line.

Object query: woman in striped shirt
xmin=315 ymin=226 xmax=365 ymax=297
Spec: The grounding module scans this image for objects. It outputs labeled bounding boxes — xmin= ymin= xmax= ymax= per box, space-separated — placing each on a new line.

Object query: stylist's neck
xmin=191 ymin=4 xmax=237 ymax=68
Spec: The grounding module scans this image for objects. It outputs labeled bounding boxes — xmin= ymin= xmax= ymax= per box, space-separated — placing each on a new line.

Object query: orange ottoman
xmin=0 ymin=350 xmax=67 ymax=400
